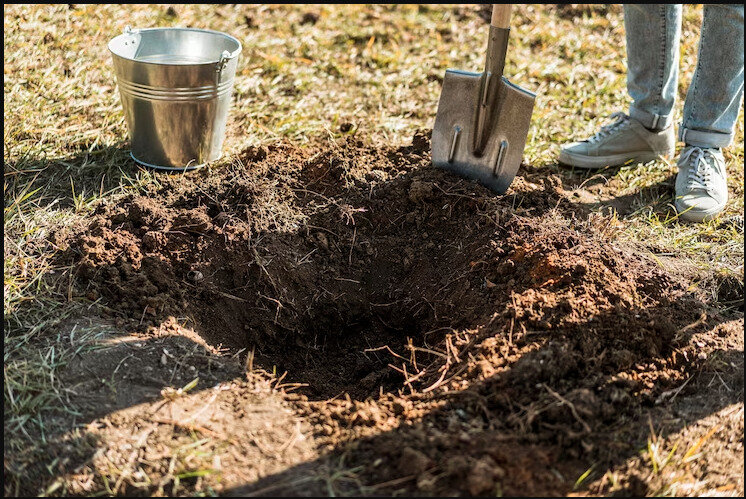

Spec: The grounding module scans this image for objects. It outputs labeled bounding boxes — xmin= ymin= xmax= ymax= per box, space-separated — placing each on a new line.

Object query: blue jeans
xmin=624 ymin=4 xmax=744 ymax=149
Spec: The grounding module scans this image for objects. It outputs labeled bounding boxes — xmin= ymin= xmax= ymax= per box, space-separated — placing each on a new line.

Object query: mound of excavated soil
xmin=59 ymin=133 xmax=742 ymax=496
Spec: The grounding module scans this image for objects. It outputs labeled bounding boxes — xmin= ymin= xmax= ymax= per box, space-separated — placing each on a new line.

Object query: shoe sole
xmin=675 ymin=200 xmax=726 ymax=223
xmin=558 ymin=150 xmax=673 ymax=170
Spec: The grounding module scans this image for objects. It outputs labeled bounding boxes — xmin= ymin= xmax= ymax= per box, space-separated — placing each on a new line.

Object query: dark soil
xmin=34 ymin=132 xmax=744 ymax=496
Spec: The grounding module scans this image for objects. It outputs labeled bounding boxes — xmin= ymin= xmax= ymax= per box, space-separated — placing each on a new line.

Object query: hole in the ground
xmin=183 ymin=260 xmax=443 ymax=401
xmin=66 ymin=137 xmax=726 ymax=410
xmin=255 ymin=319 xmax=429 ymax=400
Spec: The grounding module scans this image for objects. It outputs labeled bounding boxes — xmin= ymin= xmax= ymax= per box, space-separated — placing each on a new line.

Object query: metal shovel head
xmin=432 ymin=69 xmax=535 ymax=194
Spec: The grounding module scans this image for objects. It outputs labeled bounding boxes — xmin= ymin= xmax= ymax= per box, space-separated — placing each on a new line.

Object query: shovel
xmin=431 ymin=4 xmax=535 ymax=194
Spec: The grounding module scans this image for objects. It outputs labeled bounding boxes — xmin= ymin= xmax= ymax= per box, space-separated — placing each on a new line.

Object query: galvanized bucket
xmin=108 ymin=27 xmax=241 ymax=170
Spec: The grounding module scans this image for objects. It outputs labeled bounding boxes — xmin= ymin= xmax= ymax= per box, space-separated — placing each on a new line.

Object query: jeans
xmin=624 ymin=4 xmax=744 ymax=149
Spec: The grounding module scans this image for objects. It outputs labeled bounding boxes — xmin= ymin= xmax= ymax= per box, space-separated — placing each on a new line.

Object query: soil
xmin=17 ymin=132 xmax=743 ymax=496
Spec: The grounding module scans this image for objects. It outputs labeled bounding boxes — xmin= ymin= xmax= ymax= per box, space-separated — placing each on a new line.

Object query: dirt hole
xmin=62 ymin=136 xmax=447 ymax=398
xmin=63 ymin=134 xmax=722 ymax=417
xmin=52 ymin=134 xmax=745 ymax=495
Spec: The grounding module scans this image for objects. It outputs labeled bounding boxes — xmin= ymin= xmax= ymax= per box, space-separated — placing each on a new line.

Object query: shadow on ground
xmin=537 ymin=162 xmax=677 ymax=219
xmin=226 ymin=298 xmax=742 ymax=496
xmin=4 ymin=142 xmax=143 ymax=211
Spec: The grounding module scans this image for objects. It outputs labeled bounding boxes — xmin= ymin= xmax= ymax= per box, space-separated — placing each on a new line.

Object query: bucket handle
xmin=215 ymin=50 xmax=231 ymax=87
xmin=122 ymin=25 xmax=141 ymax=50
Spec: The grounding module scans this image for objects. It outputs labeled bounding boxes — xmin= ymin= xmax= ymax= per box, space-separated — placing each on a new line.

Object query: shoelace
xmin=679 ymin=147 xmax=723 ymax=194
xmin=586 ymin=112 xmax=630 ymax=143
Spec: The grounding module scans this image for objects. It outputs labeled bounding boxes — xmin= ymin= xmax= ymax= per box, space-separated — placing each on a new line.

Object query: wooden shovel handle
xmin=491 ymin=4 xmax=512 ymax=28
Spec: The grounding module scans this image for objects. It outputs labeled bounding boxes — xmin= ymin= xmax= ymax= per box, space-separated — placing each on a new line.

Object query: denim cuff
xmin=679 ymin=126 xmax=734 ymax=149
xmin=629 ymin=105 xmax=675 ymax=131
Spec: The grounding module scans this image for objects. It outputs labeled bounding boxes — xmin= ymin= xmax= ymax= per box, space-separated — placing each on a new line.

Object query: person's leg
xmin=674 ymin=5 xmax=743 ymax=222
xmin=558 ymin=5 xmax=678 ymax=169
xmin=679 ymin=4 xmax=744 ymax=148
xmin=625 ymin=4 xmax=682 ymax=131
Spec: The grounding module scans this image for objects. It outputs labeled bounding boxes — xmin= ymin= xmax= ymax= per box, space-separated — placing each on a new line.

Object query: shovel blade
xmin=432 ymin=69 xmax=535 ymax=194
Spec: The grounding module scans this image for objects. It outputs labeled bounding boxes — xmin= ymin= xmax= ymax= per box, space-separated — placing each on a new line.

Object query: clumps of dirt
xmin=408 ymin=179 xmax=435 ymax=203
xmin=59 ymin=132 xmax=741 ymax=496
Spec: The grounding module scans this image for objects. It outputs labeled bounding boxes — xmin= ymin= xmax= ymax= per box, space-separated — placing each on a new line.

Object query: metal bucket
xmin=108 ymin=27 xmax=241 ymax=170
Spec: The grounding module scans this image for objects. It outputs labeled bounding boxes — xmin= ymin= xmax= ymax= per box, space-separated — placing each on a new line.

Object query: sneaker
xmin=674 ymin=146 xmax=728 ymax=222
xmin=559 ymin=112 xmax=675 ymax=169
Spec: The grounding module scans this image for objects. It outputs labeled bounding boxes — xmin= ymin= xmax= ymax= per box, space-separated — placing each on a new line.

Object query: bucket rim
xmin=108 ymin=27 xmax=242 ymax=65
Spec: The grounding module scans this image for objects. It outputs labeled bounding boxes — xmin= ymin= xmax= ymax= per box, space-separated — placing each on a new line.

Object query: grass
xmin=4 ymin=318 xmax=112 ymax=495
xmin=641 ymin=422 xmax=730 ymax=496
xmin=4 ymin=3 xmax=744 ymax=496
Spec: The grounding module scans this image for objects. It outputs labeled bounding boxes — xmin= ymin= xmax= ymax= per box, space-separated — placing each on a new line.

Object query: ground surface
xmin=4 ymin=4 xmax=744 ymax=497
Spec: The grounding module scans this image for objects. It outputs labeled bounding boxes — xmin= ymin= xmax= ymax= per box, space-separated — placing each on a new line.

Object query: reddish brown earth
xmin=16 ymin=133 xmax=742 ymax=496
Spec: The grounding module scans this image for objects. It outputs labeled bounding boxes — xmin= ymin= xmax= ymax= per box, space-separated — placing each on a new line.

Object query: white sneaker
xmin=559 ymin=112 xmax=675 ymax=169
xmin=674 ymin=146 xmax=728 ymax=223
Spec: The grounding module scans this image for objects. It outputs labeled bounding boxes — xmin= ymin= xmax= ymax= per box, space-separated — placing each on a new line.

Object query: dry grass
xmin=4 ymin=4 xmax=743 ymax=496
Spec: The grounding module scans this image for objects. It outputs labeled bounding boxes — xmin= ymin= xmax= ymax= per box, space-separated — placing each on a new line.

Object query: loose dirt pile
xmin=48 ymin=133 xmax=742 ymax=496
